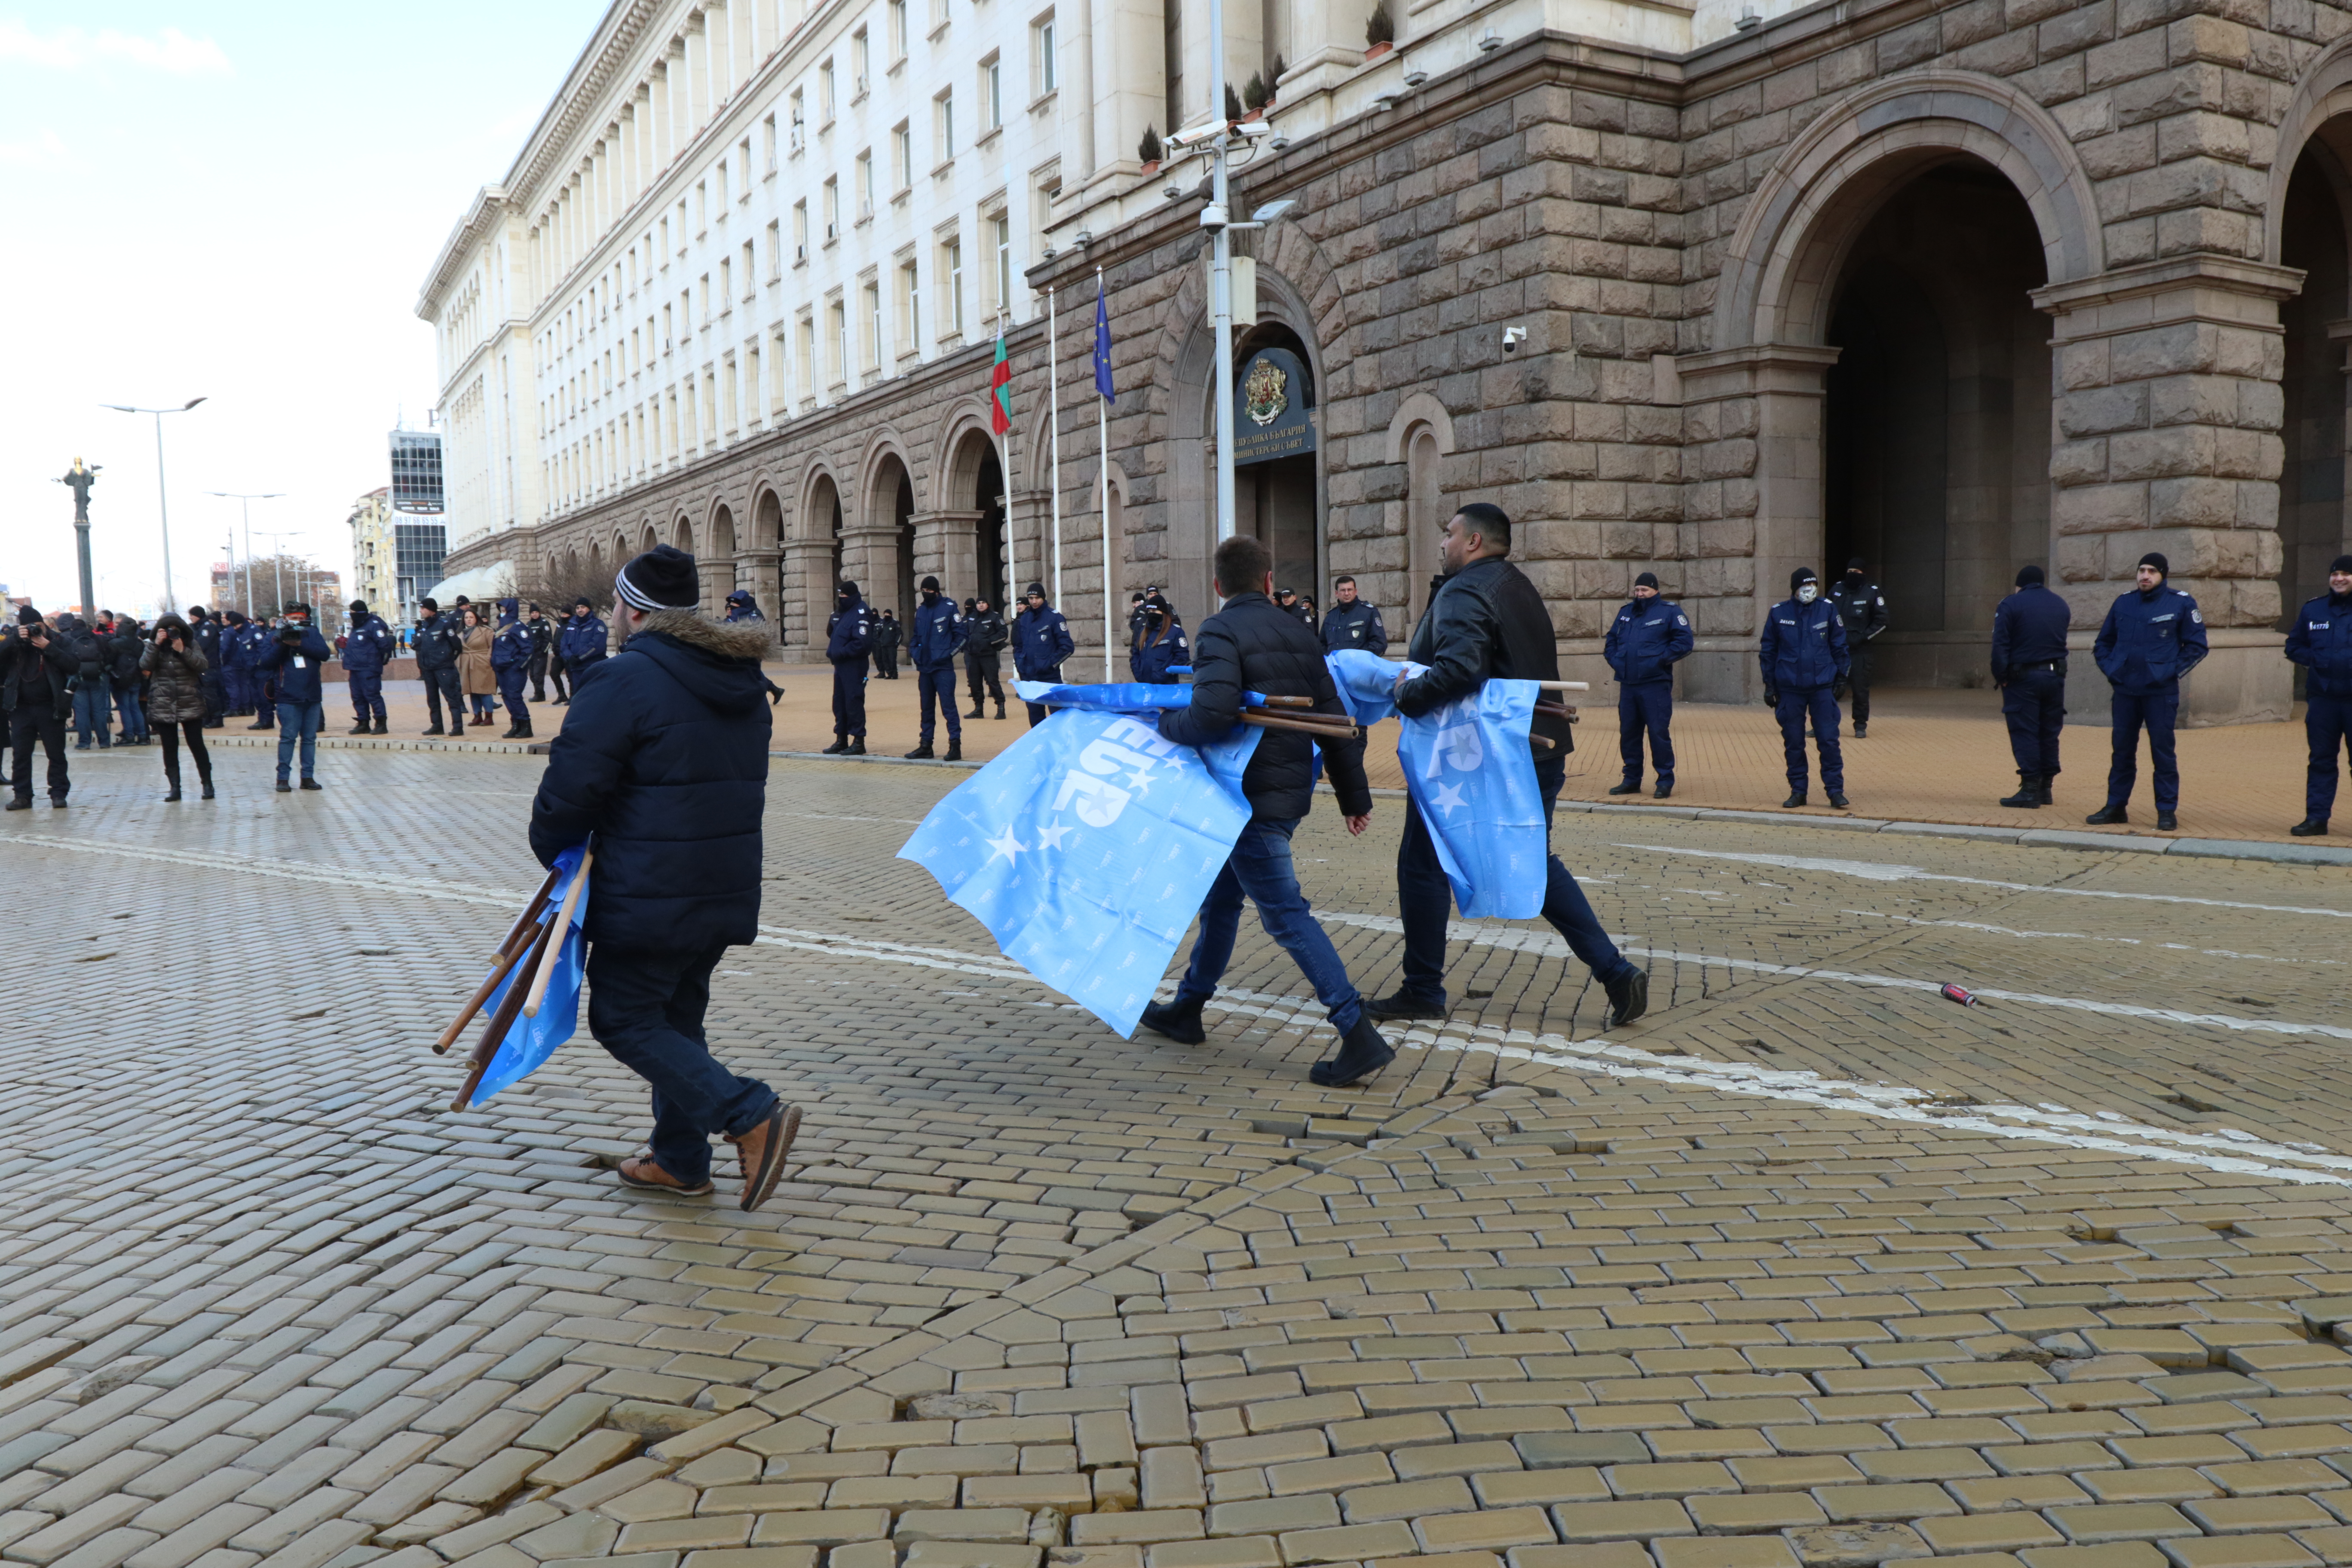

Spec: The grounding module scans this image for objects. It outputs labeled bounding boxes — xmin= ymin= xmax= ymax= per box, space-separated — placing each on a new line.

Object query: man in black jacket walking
xmin=1140 ymin=535 xmax=1393 ymax=1087
xmin=2 ymin=609 xmax=76 ymax=808
xmin=1372 ymin=502 xmax=1650 ymax=1031
xmin=529 ymin=544 xmax=799 ymax=1210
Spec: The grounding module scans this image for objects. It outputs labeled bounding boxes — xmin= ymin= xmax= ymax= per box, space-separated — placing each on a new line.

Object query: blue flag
xmin=470 ymin=845 xmax=591 ymax=1103
xmin=1093 ymin=278 xmax=1114 ymax=400
xmin=1014 ymin=679 xmax=1191 ymax=712
xmin=899 ymin=709 xmax=1259 ymax=1035
xmin=1327 ymin=650 xmax=1547 ymax=918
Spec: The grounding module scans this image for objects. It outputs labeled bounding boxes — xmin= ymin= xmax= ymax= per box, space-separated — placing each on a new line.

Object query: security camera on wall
xmin=1503 ymin=326 xmax=1529 ymax=355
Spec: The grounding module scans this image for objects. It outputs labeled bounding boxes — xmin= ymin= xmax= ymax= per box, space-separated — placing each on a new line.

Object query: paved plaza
xmin=3 ymin=743 xmax=2351 ymax=1568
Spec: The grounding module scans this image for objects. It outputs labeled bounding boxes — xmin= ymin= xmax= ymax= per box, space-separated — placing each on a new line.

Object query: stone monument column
xmin=2032 ymin=257 xmax=2302 ymax=726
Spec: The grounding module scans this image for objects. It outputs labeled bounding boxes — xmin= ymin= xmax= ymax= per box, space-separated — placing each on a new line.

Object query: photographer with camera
xmin=2 ymin=609 xmax=77 ymax=809
xmin=142 ymin=616 xmax=214 ymax=802
xmin=256 ymin=602 xmax=333 ymax=792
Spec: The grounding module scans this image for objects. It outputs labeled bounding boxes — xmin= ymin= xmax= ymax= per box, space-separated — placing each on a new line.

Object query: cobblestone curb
xmin=198 ymin=732 xmax=553 ymax=755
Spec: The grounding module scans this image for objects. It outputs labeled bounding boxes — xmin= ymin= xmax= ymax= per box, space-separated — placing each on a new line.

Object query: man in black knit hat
xmin=824 ymin=580 xmax=874 ymax=754
xmin=530 ymin=542 xmax=799 ymax=1210
xmin=2089 ymin=551 xmax=2206 ymax=831
xmin=1990 ymin=564 xmax=2072 ymax=808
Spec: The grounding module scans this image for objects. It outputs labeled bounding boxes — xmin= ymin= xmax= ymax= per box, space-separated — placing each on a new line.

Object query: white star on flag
xmin=1036 ymin=819 xmax=1072 ymax=850
xmin=1432 ymin=781 xmax=1468 ymax=816
xmin=984 ymin=826 xmax=1027 ymax=863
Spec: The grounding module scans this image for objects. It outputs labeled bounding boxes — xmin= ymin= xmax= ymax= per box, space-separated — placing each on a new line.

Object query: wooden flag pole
xmin=523 ymin=849 xmax=595 ymax=1020
xmin=432 ymin=864 xmax=561 ymax=1055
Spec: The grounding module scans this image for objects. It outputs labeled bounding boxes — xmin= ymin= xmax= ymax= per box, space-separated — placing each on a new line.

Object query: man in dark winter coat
xmin=1373 ymin=502 xmax=1651 ymax=1037
xmin=724 ymin=588 xmax=766 ymax=624
xmin=1 ymin=609 xmax=76 ymax=808
xmin=413 ymin=597 xmax=468 ymax=736
xmin=493 ymin=597 xmax=534 ymax=739
xmin=2089 ymin=551 xmax=2207 ymax=831
xmin=525 ymin=604 xmax=556 ymax=701
xmin=1990 ymin=564 xmax=2072 ymax=809
xmin=1143 ymin=533 xmax=1390 ymax=1087
xmin=824 ymin=580 xmax=875 ymax=754
xmin=559 ymin=597 xmax=610 ymax=701
xmin=903 ymin=576 xmax=967 ymax=760
xmin=1011 ymin=582 xmax=1075 ymax=727
xmin=62 ymin=615 xmax=111 ymax=750
xmin=257 ymin=602 xmax=334 ymax=791
xmin=108 ymin=617 xmax=150 ymax=745
xmin=1603 ymin=571 xmax=1693 ymax=799
xmin=873 ymin=610 xmax=902 ymax=679
xmin=1321 ymin=576 xmax=1387 ymax=655
xmin=220 ymin=610 xmax=256 ymax=716
xmin=528 ymin=543 xmax=797 ymax=1211
xmin=189 ymin=607 xmax=227 ymax=727
xmin=343 ymin=599 xmax=396 ymax=735
xmin=1828 ymin=558 xmax=1888 ymax=736
xmin=2286 ymin=554 xmax=2352 ymax=836
xmin=964 ymin=598 xmax=1008 ymax=718
xmin=1759 ymin=566 xmax=1852 ymax=809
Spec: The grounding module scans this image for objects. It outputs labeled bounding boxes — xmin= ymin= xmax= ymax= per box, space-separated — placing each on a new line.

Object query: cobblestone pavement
xmin=4 ymin=749 xmax=2351 ymax=1568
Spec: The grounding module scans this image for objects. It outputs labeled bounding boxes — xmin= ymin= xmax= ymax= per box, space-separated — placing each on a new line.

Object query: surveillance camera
xmin=1236 ymin=120 xmax=1274 ymax=138
xmin=1164 ymin=122 xmax=1222 ymax=150
xmin=1503 ymin=326 xmax=1528 ymax=355
xmin=1199 ymin=202 xmax=1229 ymax=229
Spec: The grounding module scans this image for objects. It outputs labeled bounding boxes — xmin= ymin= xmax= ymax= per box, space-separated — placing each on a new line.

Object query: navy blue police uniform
xmin=2285 ymin=558 xmax=2352 ymax=831
xmin=1321 ymin=597 xmax=1387 ymax=655
xmin=1603 ymin=580 xmax=1693 ymax=796
xmin=190 ymin=610 xmax=227 ymax=726
xmin=1012 ymin=586 xmax=1075 ymax=727
xmin=2091 ymin=555 xmax=2206 ymax=823
xmin=343 ymin=603 xmax=395 ymax=732
xmin=1758 ymin=567 xmax=1851 ymax=804
xmin=906 ymin=586 xmax=968 ymax=752
xmin=1990 ymin=565 xmax=2072 ymax=804
xmin=412 ymin=605 xmax=468 ymax=734
xmin=826 ymin=582 xmax=874 ymax=748
xmin=492 ymin=598 xmax=533 ymax=734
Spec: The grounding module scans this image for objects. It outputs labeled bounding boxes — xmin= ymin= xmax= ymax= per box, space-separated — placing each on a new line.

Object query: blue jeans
xmin=72 ymin=684 xmax=111 ymax=747
xmin=586 ymin=943 xmax=779 ymax=1187
xmin=1174 ymin=816 xmax=1364 ymax=1035
xmin=1397 ymin=755 xmax=1633 ymax=1008
xmin=113 ymin=683 xmax=147 ymax=741
xmin=1775 ymin=686 xmax=1844 ymax=793
xmin=275 ymin=699 xmax=323 ymax=781
xmin=2106 ymin=688 xmax=2180 ymax=810
xmin=916 ymin=665 xmax=962 ymax=744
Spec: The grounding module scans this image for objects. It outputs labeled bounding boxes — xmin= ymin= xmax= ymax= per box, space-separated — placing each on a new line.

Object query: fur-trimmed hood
xmin=630 ymin=608 xmax=775 ymax=660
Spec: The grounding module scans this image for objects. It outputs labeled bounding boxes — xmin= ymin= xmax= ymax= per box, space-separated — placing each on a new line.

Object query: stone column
xmin=743 ymin=551 xmax=783 ymax=632
xmin=1673 ymin=343 xmax=1840 ymax=702
xmin=1082 ymin=0 xmax=1163 ymax=196
xmin=839 ymin=525 xmax=903 ymax=613
xmin=2032 ymin=257 xmax=2300 ymax=726
xmin=782 ymin=540 xmax=835 ymax=652
xmin=913 ymin=510 xmax=983 ymax=602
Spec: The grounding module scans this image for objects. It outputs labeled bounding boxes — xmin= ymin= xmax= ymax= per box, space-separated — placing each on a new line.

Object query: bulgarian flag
xmin=989 ymin=328 xmax=1012 ymax=434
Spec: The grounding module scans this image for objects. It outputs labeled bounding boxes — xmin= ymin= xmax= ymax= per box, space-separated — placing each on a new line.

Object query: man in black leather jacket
xmin=1139 ymin=534 xmax=1394 ymax=1087
xmin=1372 ymin=502 xmax=1650 ymax=1031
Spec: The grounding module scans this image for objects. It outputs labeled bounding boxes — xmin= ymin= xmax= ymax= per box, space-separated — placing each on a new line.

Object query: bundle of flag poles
xmin=432 ymin=842 xmax=594 ymax=1110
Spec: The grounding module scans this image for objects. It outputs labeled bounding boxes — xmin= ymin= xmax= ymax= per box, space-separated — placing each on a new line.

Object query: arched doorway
xmin=2278 ymin=134 xmax=2352 ymax=658
xmin=1232 ymin=322 xmax=1320 ymax=603
xmin=894 ymin=472 xmax=916 ymax=627
xmin=807 ymin=473 xmax=845 ymax=587
xmin=1820 ymin=157 xmax=2052 ymax=683
xmin=977 ymin=448 xmax=1006 ymax=608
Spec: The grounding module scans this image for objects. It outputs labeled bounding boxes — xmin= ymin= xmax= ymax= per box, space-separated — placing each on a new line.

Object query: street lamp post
xmin=207 ymin=492 xmax=283 ymax=619
xmin=103 ymin=398 xmax=206 ymax=613
xmin=254 ymin=532 xmax=296 ymax=615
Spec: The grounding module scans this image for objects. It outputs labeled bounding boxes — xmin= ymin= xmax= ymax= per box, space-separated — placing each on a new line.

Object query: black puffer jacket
xmin=1396 ymin=556 xmax=1574 ymax=754
xmin=529 ymin=610 xmax=775 ymax=953
xmin=0 ymin=627 xmax=75 ymax=716
xmin=141 ymin=617 xmax=211 ymax=723
xmin=1158 ymin=591 xmax=1370 ymax=822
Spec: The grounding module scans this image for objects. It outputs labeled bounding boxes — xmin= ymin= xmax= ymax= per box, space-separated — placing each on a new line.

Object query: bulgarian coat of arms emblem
xmin=1243 ymin=358 xmax=1288 ymax=427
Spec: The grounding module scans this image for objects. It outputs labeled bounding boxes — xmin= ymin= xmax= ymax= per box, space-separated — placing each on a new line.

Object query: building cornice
xmin=501 ymin=0 xmax=666 ymax=214
xmin=417 ymin=185 xmax=511 ymax=318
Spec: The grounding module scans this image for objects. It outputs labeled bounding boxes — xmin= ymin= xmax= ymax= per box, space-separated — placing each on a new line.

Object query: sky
xmin=1 ymin=2 xmax=604 ymax=616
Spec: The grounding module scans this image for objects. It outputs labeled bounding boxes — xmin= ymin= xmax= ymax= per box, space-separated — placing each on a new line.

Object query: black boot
xmin=822 ymin=736 xmax=848 ymax=754
xmin=373 ymin=717 xmax=388 ymax=735
xmin=2156 ymin=810 xmax=2177 ymax=831
xmin=199 ymin=780 xmax=215 ymax=800
xmin=2085 ymin=803 xmax=2127 ymax=825
xmin=1782 ymin=791 xmax=1807 ymax=809
xmin=348 ymin=720 xmax=371 ymax=735
xmin=1607 ymin=780 xmax=1640 ymax=796
xmin=502 ymin=723 xmax=527 ymax=739
xmin=1654 ymin=781 xmax=1673 ymax=799
xmin=2000 ymin=775 xmax=2042 ymax=808
xmin=2292 ymin=815 xmax=2329 ymax=836
xmin=164 ymin=782 xmax=183 ymax=802
xmin=994 ymin=703 xmax=1006 ymax=720
xmin=423 ymin=722 xmax=445 ymax=736
xmin=845 ymin=738 xmax=866 ymax=755
xmin=1311 ymin=1016 xmax=1395 ymax=1088
xmin=1604 ymin=967 xmax=1650 ymax=1028
xmin=944 ymin=740 xmax=963 ymax=763
xmin=1827 ymin=792 xmax=1850 ymax=809
xmin=1139 ymin=996 xmax=1207 ymax=1044
xmin=451 ymin=718 xmax=465 ymax=736
xmin=967 ymin=704 xmax=984 ymax=719
xmin=905 ymin=744 xmax=936 ymax=760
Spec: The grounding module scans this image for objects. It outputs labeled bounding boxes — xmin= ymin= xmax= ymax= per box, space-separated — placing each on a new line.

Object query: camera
xmin=1503 ymin=326 xmax=1528 ymax=355
xmin=278 ymin=625 xmax=305 ymax=644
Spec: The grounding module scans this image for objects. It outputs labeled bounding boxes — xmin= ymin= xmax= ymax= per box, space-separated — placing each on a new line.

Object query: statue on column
xmin=58 ymin=457 xmax=101 ymax=520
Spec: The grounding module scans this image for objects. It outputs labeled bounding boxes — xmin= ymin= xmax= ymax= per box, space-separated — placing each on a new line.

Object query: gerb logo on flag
xmin=989 ymin=330 xmax=1013 ymax=434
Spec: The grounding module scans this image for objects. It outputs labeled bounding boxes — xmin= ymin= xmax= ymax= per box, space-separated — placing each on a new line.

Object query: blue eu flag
xmin=1327 ymin=650 xmax=1547 ymax=918
xmin=1093 ymin=279 xmax=1115 ymax=401
xmin=899 ymin=710 xmax=1260 ymax=1035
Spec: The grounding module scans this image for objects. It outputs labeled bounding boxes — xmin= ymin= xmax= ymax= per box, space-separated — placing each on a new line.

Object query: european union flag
xmin=1327 ymin=650 xmax=1547 ymax=918
xmin=899 ymin=709 xmax=1259 ymax=1036
xmin=1093 ymin=277 xmax=1115 ymax=401
xmin=471 ymin=845 xmax=591 ymax=1102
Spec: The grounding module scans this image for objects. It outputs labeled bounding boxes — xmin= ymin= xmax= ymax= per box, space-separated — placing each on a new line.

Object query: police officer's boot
xmin=2085 ymin=803 xmax=2127 ymax=825
xmin=1139 ymin=996 xmax=1207 ymax=1045
xmin=822 ymin=735 xmax=848 ymax=754
xmin=2036 ymin=777 xmax=2055 ymax=806
xmin=348 ymin=718 xmax=371 ymax=735
xmin=905 ymin=743 xmax=936 ymax=759
xmin=1608 ymin=778 xmax=1641 ymax=796
xmin=2000 ymin=774 xmax=2042 ymax=808
xmin=2292 ymin=815 xmax=2329 ymax=837
xmin=423 ymin=721 xmax=445 ymax=735
xmin=967 ymin=702 xmax=984 ymax=719
xmin=450 ymin=716 xmax=465 ymax=736
xmin=993 ymin=701 xmax=1006 ymax=720
xmin=845 ymin=737 xmax=866 ymax=755
xmin=944 ymin=740 xmax=963 ymax=762
xmin=1310 ymin=1016 xmax=1395 ymax=1088
xmin=1782 ymin=791 xmax=1807 ymax=809
xmin=373 ymin=717 xmax=387 ymax=735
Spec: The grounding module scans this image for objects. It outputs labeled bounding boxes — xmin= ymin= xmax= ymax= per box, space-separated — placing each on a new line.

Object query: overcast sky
xmin=1 ymin=3 xmax=603 ymax=615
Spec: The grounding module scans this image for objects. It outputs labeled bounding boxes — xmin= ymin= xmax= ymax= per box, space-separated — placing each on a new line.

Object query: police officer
xmin=525 ymin=604 xmax=555 ymax=701
xmin=1130 ymin=599 xmax=1189 ymax=682
xmin=873 ymin=609 xmax=903 ymax=679
xmin=246 ymin=614 xmax=280 ymax=731
xmin=1990 ymin=564 xmax=2071 ymax=808
xmin=824 ymin=579 xmax=874 ymax=755
xmin=343 ymin=599 xmax=395 ymax=735
xmin=2089 ymin=551 xmax=2206 ymax=831
xmin=220 ymin=610 xmax=255 ymax=716
xmin=1604 ymin=571 xmax=1693 ymax=799
xmin=413 ymin=597 xmax=468 ymax=736
xmin=1829 ymin=557 xmax=1888 ymax=736
xmin=188 ymin=606 xmax=227 ymax=728
xmin=903 ymin=576 xmax=968 ymax=761
xmin=560 ymin=597 xmax=610 ymax=697
xmin=964 ymin=597 xmax=1008 ymax=718
xmin=724 ymin=588 xmax=766 ymax=624
xmin=2285 ymin=553 xmax=2352 ymax=836
xmin=1759 ymin=566 xmax=1852 ymax=810
xmin=492 ymin=597 xmax=534 ymax=739
xmin=1321 ymin=576 xmax=1387 ymax=655
xmin=1274 ymin=586 xmax=1314 ymax=629
xmin=1011 ymin=583 xmax=1074 ymax=727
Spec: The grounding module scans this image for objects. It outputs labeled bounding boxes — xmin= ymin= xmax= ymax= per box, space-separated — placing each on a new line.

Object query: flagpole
xmin=1098 ymin=268 xmax=1112 ymax=681
xmin=1048 ymin=286 xmax=1063 ymax=619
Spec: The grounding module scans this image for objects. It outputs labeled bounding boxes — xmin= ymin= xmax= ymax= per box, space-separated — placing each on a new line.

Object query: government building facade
xmin=420 ymin=0 xmax=2352 ymax=722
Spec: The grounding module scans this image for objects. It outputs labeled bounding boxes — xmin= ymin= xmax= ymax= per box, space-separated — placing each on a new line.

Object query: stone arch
xmin=1382 ymin=392 xmax=1455 ymax=465
xmin=1386 ymin=395 xmax=1456 ymax=632
xmin=638 ymin=521 xmax=658 ymax=553
xmin=1712 ymin=70 xmax=2101 ymax=352
xmin=753 ymin=484 xmax=786 ymax=549
xmin=2266 ymin=37 xmax=2352 ymax=265
xmin=929 ymin=405 xmax=998 ymax=513
xmin=862 ymin=437 xmax=919 ymax=627
xmin=710 ymin=502 xmax=737 ymax=557
xmin=671 ymin=514 xmax=697 ymax=554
